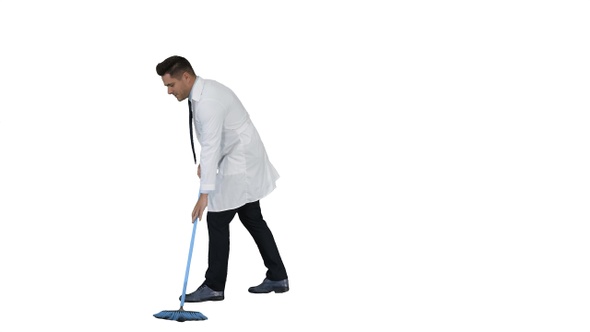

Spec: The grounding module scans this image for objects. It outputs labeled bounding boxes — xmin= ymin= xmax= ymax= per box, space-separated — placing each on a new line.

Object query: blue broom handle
xmin=180 ymin=192 xmax=201 ymax=307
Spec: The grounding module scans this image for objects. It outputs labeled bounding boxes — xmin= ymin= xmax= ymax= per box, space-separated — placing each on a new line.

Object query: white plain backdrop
xmin=1 ymin=1 xmax=589 ymax=331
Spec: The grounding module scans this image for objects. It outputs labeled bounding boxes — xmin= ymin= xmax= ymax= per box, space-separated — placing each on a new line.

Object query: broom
xmin=154 ymin=206 xmax=207 ymax=322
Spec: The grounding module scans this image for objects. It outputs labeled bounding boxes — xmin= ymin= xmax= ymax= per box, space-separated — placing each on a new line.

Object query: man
xmin=156 ymin=55 xmax=289 ymax=302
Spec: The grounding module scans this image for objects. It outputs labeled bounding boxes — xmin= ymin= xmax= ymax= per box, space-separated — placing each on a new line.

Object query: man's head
xmin=156 ymin=55 xmax=196 ymax=101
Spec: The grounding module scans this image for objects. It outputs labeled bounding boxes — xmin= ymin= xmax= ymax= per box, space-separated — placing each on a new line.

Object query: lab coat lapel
xmin=190 ymin=77 xmax=206 ymax=141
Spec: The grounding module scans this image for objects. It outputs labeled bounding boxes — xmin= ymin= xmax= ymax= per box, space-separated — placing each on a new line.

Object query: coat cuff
xmin=200 ymin=183 xmax=215 ymax=192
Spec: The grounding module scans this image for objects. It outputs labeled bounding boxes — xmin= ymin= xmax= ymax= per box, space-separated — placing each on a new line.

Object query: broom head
xmin=154 ymin=308 xmax=207 ymax=322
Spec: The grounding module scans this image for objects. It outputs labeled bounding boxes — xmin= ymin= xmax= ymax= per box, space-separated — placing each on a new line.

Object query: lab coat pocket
xmin=220 ymin=144 xmax=246 ymax=176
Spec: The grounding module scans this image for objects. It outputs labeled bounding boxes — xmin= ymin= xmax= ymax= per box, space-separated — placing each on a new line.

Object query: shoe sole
xmin=249 ymin=287 xmax=289 ymax=294
xmin=183 ymin=296 xmax=225 ymax=303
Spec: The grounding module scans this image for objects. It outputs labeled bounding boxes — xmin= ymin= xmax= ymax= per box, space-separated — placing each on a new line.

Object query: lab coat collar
xmin=189 ymin=76 xmax=205 ymax=102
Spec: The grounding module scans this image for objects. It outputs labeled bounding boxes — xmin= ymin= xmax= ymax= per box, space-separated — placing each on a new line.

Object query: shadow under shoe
xmin=181 ymin=284 xmax=224 ymax=302
xmin=248 ymin=278 xmax=289 ymax=294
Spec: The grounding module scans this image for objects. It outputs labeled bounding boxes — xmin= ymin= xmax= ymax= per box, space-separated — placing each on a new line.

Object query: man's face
xmin=162 ymin=72 xmax=190 ymax=101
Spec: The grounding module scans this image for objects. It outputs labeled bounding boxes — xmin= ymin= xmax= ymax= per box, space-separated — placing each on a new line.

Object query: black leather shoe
xmin=248 ymin=278 xmax=289 ymax=294
xmin=181 ymin=284 xmax=224 ymax=302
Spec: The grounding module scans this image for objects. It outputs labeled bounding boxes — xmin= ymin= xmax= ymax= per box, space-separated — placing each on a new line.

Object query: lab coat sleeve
xmin=196 ymin=100 xmax=224 ymax=192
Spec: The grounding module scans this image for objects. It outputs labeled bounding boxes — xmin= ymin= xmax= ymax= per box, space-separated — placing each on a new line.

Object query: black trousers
xmin=204 ymin=200 xmax=288 ymax=291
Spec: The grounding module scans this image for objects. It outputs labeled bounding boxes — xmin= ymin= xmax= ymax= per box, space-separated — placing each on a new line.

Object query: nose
xmin=167 ymin=87 xmax=173 ymax=95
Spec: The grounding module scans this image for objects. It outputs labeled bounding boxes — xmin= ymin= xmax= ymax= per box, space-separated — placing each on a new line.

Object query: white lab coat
xmin=189 ymin=77 xmax=279 ymax=212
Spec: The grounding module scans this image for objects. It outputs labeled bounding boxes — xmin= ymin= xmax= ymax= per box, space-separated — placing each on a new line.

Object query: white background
xmin=1 ymin=1 xmax=589 ymax=331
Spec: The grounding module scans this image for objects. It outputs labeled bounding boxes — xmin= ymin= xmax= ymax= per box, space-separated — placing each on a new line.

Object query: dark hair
xmin=156 ymin=55 xmax=195 ymax=78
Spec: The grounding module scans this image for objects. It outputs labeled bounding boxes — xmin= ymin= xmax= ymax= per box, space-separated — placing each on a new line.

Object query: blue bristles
xmin=154 ymin=309 xmax=208 ymax=322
